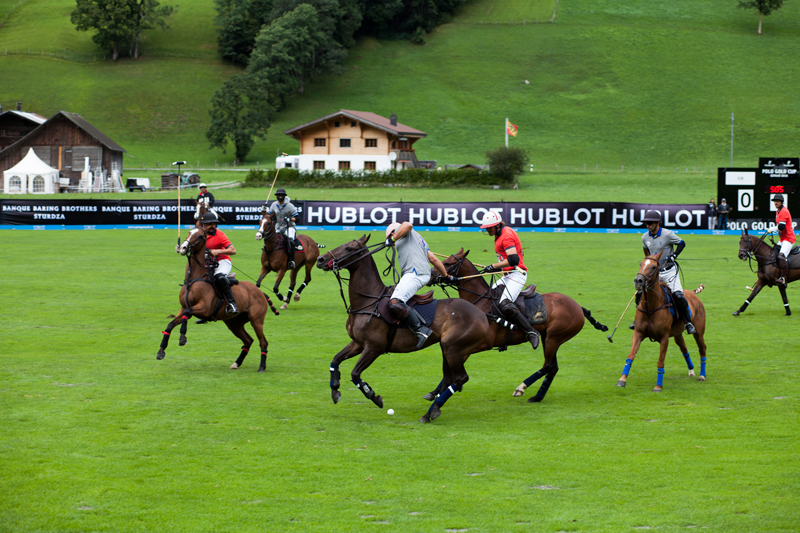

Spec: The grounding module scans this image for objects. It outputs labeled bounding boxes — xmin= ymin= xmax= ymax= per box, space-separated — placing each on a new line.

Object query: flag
xmin=506 ymin=119 xmax=518 ymax=137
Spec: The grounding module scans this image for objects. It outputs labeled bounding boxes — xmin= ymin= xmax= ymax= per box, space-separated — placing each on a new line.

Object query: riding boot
xmin=500 ymin=300 xmax=540 ymax=349
xmin=778 ymin=253 xmax=789 ymax=287
xmin=215 ymin=274 xmax=238 ymax=314
xmin=390 ymin=300 xmax=432 ymax=349
xmin=287 ymin=240 xmax=297 ymax=270
xmin=673 ymin=292 xmax=696 ymax=335
xmin=629 ymin=291 xmax=642 ymax=329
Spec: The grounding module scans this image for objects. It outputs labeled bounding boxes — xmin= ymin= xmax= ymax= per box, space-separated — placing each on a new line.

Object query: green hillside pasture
xmin=0 ymin=0 xmax=218 ymax=58
xmin=1 ymin=229 xmax=798 ymax=531
xmin=456 ymin=0 xmax=557 ymax=23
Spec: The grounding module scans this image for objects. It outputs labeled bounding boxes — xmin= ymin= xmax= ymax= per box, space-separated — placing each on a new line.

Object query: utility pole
xmin=730 ymin=113 xmax=734 ymax=167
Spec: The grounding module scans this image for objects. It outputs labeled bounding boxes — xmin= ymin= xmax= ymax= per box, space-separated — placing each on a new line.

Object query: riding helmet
xmin=200 ymin=212 xmax=219 ymax=224
xmin=275 ymin=188 xmax=287 ymax=197
xmin=199 ymin=183 xmax=207 ymax=189
xmin=479 ymin=211 xmax=503 ymax=228
xmin=773 ymin=193 xmax=785 ymax=203
xmin=642 ymin=210 xmax=662 ymax=223
xmin=386 ymin=222 xmax=401 ymax=238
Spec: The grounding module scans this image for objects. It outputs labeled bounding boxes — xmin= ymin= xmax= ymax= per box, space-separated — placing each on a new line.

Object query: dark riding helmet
xmin=275 ymin=188 xmax=287 ymax=197
xmin=642 ymin=210 xmax=662 ymax=223
xmin=773 ymin=193 xmax=785 ymax=203
xmin=200 ymin=212 xmax=219 ymax=224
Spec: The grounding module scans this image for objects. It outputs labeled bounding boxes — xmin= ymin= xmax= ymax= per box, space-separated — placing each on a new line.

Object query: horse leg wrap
xmin=274 ymin=290 xmax=285 ymax=302
xmin=657 ymin=367 xmax=665 ymax=387
xmin=180 ymin=315 xmax=189 ymax=336
xmin=524 ymin=368 xmax=547 ymax=387
xmin=354 ymin=379 xmax=377 ymax=401
xmin=286 ymin=287 xmax=295 ymax=301
xmin=160 ymin=330 xmax=171 ymax=349
xmin=683 ymin=352 xmax=694 ymax=370
xmin=623 ymin=358 xmax=634 ymax=377
xmin=235 ymin=347 xmax=249 ymax=367
xmin=297 ymin=281 xmax=309 ymax=294
xmin=259 ymin=352 xmax=267 ymax=371
xmin=434 ymin=384 xmax=460 ymax=407
xmin=330 ymin=364 xmax=341 ymax=390
xmin=700 ymin=357 xmax=707 ymax=377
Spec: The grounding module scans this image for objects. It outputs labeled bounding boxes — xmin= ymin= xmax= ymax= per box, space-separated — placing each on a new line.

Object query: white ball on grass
xmin=387 ymin=409 xmax=394 ymax=415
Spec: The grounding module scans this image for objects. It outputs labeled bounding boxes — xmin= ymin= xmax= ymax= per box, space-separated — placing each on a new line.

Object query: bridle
xmin=442 ymin=254 xmax=507 ymax=319
xmin=739 ymin=231 xmax=775 ymax=273
xmin=323 ymin=240 xmax=394 ymax=314
xmin=179 ymin=227 xmax=215 ymax=308
xmin=635 ymin=256 xmax=673 ymax=315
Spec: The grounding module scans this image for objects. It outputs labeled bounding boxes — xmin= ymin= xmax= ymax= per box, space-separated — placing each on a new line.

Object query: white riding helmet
xmin=479 ymin=211 xmax=503 ymax=228
xmin=386 ymin=222 xmax=401 ymax=238
xmin=199 ymin=183 xmax=207 ymax=188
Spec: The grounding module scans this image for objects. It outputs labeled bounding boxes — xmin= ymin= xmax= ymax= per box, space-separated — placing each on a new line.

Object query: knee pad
xmin=388 ymin=299 xmax=411 ymax=319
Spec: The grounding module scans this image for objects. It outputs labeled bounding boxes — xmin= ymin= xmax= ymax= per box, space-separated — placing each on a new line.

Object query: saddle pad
xmin=790 ymin=251 xmax=800 ymax=270
xmin=522 ymin=292 xmax=548 ymax=325
xmin=376 ymin=298 xmax=438 ymax=327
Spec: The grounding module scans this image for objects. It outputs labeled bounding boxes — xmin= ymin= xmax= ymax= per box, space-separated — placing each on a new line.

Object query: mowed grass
xmin=456 ymin=0 xmax=557 ymax=22
xmin=1 ymin=229 xmax=798 ymax=531
xmin=3 ymin=0 xmax=800 ymax=167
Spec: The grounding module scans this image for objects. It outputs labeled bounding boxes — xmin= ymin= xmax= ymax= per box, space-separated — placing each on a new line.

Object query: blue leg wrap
xmin=683 ymin=352 xmax=694 ymax=370
xmin=623 ymin=358 xmax=634 ymax=377
xmin=701 ymin=357 xmax=707 ymax=376
xmin=434 ymin=385 xmax=458 ymax=407
xmin=657 ymin=367 xmax=664 ymax=387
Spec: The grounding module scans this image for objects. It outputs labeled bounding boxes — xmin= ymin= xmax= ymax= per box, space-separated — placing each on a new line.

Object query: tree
xmin=738 ymin=0 xmax=785 ymax=34
xmin=129 ymin=0 xmax=175 ymax=59
xmin=485 ymin=146 xmax=529 ymax=183
xmin=214 ymin=0 xmax=273 ymax=65
xmin=206 ymin=74 xmax=274 ymax=161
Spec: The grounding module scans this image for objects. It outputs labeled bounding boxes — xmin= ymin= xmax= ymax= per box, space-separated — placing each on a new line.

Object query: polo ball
xmin=387 ymin=409 xmax=394 ymax=415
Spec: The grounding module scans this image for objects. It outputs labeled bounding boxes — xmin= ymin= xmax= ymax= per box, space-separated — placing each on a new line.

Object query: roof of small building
xmin=285 ymin=109 xmax=426 ymax=138
xmin=0 ymin=110 xmax=48 ymax=125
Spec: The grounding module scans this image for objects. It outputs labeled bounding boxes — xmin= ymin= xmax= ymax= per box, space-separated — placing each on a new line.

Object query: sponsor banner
xmin=0 ymin=199 xmax=742 ymax=231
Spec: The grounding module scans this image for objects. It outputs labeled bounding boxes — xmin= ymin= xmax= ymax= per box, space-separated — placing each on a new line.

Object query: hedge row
xmin=242 ymin=168 xmax=515 ymax=188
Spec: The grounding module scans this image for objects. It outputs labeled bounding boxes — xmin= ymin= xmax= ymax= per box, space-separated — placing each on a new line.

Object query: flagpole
xmin=505 ymin=118 xmax=509 ymax=148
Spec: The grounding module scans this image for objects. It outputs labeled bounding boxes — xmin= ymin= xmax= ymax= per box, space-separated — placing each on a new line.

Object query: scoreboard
xmin=717 ymin=158 xmax=799 ymax=225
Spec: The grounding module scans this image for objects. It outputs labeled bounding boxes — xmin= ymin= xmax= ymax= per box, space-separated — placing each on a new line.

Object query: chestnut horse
xmin=157 ymin=227 xmax=273 ymax=372
xmin=317 ymin=235 xmax=492 ymax=422
xmin=255 ymin=212 xmax=321 ymax=310
xmin=617 ymin=252 xmax=707 ymax=391
xmin=734 ymin=228 xmax=800 ymax=316
xmin=439 ymin=249 xmax=608 ymax=403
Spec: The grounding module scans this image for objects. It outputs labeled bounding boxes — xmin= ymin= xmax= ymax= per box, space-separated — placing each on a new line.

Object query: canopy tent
xmin=3 ymin=147 xmax=60 ymax=194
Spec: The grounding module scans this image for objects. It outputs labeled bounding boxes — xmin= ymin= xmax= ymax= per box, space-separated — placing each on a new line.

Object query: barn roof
xmin=285 ymin=109 xmax=426 ymax=138
xmin=0 ymin=110 xmax=47 ymax=125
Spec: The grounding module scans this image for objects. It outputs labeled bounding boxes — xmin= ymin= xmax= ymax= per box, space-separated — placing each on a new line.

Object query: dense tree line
xmin=207 ymin=0 xmax=466 ymax=160
xmin=71 ymin=0 xmax=175 ymax=61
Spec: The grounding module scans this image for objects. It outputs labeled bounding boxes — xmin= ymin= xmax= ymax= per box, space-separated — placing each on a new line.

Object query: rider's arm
xmin=489 ymin=246 xmax=517 ymax=269
xmin=673 ymin=240 xmax=685 ymax=257
xmin=428 ymin=252 xmax=449 ymax=277
xmin=393 ymin=222 xmax=414 ymax=241
xmin=211 ymin=244 xmax=236 ymax=256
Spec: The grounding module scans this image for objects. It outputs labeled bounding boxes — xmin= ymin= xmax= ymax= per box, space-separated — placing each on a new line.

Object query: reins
xmin=327 ymin=241 xmax=393 ymax=314
xmin=740 ymin=231 xmax=776 ymax=274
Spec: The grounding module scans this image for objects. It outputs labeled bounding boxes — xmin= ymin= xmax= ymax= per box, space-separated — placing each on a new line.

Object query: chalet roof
xmin=0 ymin=110 xmax=47 ymax=125
xmin=285 ymin=109 xmax=426 ymax=138
xmin=0 ymin=111 xmax=125 ymax=158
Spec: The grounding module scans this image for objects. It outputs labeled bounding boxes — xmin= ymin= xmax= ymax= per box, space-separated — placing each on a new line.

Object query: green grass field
xmin=2 ymin=0 xmax=800 ymax=168
xmin=2 ymin=229 xmax=798 ymax=531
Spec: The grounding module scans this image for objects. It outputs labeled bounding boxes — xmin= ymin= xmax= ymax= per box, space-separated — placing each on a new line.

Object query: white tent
xmin=3 ymin=148 xmax=60 ymax=194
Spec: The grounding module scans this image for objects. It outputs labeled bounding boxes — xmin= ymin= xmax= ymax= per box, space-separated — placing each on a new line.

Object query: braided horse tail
xmin=582 ymin=307 xmax=609 ymax=331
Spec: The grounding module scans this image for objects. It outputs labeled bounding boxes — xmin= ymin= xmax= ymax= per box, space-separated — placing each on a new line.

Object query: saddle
xmin=376 ymin=287 xmax=437 ymax=327
xmin=771 ymin=244 xmax=800 ymax=269
xmin=277 ymin=232 xmax=304 ymax=252
xmin=491 ymin=284 xmax=547 ymax=325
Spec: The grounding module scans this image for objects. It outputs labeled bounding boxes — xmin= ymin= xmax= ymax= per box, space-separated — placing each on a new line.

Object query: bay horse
xmin=317 ymin=235 xmax=492 ymax=422
xmin=617 ymin=252 xmax=707 ymax=391
xmin=438 ymin=249 xmax=608 ymax=403
xmin=157 ymin=227 xmax=273 ymax=372
xmin=255 ymin=212 xmax=321 ymax=310
xmin=734 ymin=228 xmax=800 ymax=316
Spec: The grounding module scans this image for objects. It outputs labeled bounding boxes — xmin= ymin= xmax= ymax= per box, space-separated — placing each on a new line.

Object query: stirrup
xmin=226 ymin=303 xmax=238 ymax=314
xmin=527 ymin=329 xmax=540 ymax=350
xmin=414 ymin=326 xmax=432 ymax=349
xmin=628 ymin=323 xmax=635 ymax=330
xmin=287 ymin=260 xmax=296 ymax=269
xmin=777 ymin=276 xmax=787 ymax=287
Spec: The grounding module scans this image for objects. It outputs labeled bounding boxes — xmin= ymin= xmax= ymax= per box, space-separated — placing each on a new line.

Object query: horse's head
xmin=738 ymin=227 xmax=755 ymax=261
xmin=317 ymin=234 xmax=371 ymax=272
xmin=178 ymin=227 xmax=206 ymax=256
xmin=634 ymin=251 xmax=662 ymax=291
xmin=440 ymin=248 xmax=472 ymax=277
xmin=255 ymin=209 xmax=274 ymax=241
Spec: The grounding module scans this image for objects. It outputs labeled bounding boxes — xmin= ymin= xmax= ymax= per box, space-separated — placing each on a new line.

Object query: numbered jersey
xmin=776 ymin=206 xmax=796 ymax=243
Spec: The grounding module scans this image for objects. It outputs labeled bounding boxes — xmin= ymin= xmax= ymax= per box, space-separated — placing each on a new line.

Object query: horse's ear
xmin=654 ymin=251 xmax=663 ymax=260
xmin=361 ymin=234 xmax=370 ymax=245
xmin=464 ymin=249 xmax=470 ymax=257
xmin=743 ymin=227 xmax=748 ymax=235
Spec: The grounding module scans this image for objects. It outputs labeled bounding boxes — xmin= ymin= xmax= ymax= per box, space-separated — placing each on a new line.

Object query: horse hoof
xmin=732 ymin=311 xmax=740 ymax=316
xmin=652 ymin=387 xmax=662 ymax=392
xmin=332 ymin=390 xmax=341 ymax=404
xmin=430 ymin=405 xmax=442 ymax=421
xmin=688 ymin=369 xmax=696 ymax=377
xmin=422 ymin=392 xmax=436 ymax=401
xmin=280 ymin=303 xmax=288 ymax=310
xmin=616 ymin=380 xmax=626 ymax=387
xmin=257 ymin=367 xmax=265 ymax=373
xmin=527 ymin=396 xmax=543 ymax=403
xmin=698 ymin=375 xmax=706 ymax=382
xmin=156 ymin=351 xmax=165 ymax=360
xmin=230 ymin=363 xmax=239 ymax=370
xmin=513 ymin=385 xmax=526 ymax=397
xmin=419 ymin=413 xmax=432 ymax=423
xmin=179 ymin=336 xmax=187 ymax=347
xmin=294 ymin=294 xmax=301 ymax=302
xmin=373 ymin=395 xmax=384 ymax=409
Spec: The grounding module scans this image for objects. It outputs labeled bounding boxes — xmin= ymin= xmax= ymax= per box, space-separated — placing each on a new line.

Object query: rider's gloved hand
xmin=482 ymin=264 xmax=498 ymax=274
xmin=384 ymin=237 xmax=395 ymax=247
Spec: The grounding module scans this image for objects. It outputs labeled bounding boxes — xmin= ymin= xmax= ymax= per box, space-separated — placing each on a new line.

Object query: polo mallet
xmin=172 ymin=160 xmax=186 ymax=244
xmin=607 ymin=291 xmax=638 ymax=343
xmin=266 ymin=153 xmax=289 ymax=202
xmin=431 ymin=251 xmax=486 ymax=269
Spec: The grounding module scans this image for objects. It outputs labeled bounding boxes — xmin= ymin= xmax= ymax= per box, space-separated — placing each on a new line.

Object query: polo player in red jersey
xmin=200 ymin=212 xmax=238 ymax=315
xmin=773 ymin=193 xmax=796 ymax=286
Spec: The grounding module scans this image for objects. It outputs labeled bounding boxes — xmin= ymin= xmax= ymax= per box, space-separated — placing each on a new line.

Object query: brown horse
xmin=734 ymin=228 xmax=800 ymax=316
xmin=617 ymin=252 xmax=707 ymax=391
xmin=255 ymin=212 xmax=321 ymax=310
xmin=438 ymin=249 xmax=608 ymax=403
xmin=157 ymin=227 xmax=273 ymax=372
xmin=317 ymin=235 xmax=492 ymax=422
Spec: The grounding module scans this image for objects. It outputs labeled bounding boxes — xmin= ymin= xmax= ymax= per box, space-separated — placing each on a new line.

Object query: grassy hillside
xmin=1 ymin=0 xmax=799 ymax=172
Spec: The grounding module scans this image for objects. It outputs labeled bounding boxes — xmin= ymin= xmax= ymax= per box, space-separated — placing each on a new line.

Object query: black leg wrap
xmin=297 ymin=281 xmax=309 ymax=294
xmin=523 ymin=369 xmax=547 ymax=386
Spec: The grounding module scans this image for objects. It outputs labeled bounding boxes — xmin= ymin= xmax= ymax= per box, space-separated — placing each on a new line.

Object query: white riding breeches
xmin=287 ymin=226 xmax=296 ymax=240
xmin=391 ymin=272 xmax=432 ymax=302
xmin=779 ymin=240 xmax=793 ymax=257
xmin=214 ymin=258 xmax=232 ymax=276
xmin=492 ymin=269 xmax=528 ymax=304
xmin=659 ymin=265 xmax=683 ymax=293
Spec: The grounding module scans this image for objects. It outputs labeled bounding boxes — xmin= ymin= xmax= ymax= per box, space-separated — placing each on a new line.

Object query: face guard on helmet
xmin=479 ymin=211 xmax=503 ymax=229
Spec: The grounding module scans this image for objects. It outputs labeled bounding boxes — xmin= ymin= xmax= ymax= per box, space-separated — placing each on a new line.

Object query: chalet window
xmin=338 ymin=161 xmax=351 ymax=170
xmin=334 ymin=121 xmax=340 ymax=127
xmin=391 ymin=141 xmax=396 ymax=149
xmin=351 ymin=121 xmax=356 ymax=127
xmin=313 ymin=161 xmax=325 ymax=170
xmin=339 ymin=139 xmax=351 ymax=148
xmin=364 ymin=161 xmax=376 ymax=171
xmin=365 ymin=139 xmax=377 ymax=148
xmin=314 ymin=138 xmax=326 ymax=147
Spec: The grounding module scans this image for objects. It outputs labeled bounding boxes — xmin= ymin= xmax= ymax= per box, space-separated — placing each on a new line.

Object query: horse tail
xmin=694 ymin=284 xmax=705 ymax=295
xmin=582 ymin=307 xmax=609 ymax=332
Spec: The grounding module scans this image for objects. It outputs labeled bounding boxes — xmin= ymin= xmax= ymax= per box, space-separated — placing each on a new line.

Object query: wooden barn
xmin=0 ymin=111 xmax=125 ymax=188
xmin=0 ymin=104 xmax=47 ymax=152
